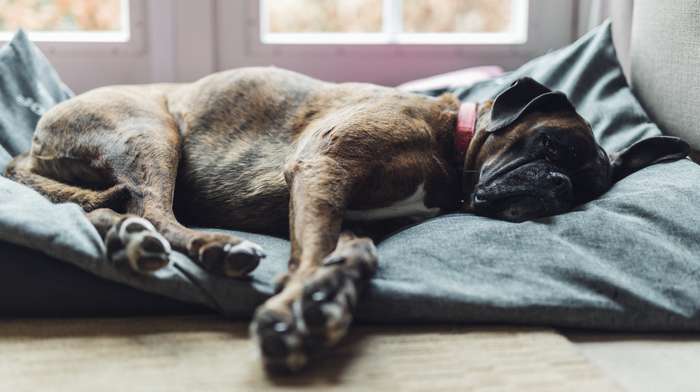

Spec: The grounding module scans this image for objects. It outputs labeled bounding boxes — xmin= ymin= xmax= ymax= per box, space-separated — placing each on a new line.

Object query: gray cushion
xmin=0 ymin=31 xmax=205 ymax=316
xmin=0 ymin=30 xmax=72 ymax=172
xmin=3 ymin=22 xmax=700 ymax=330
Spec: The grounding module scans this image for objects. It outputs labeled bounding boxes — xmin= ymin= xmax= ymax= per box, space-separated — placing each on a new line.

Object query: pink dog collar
xmin=455 ymin=102 xmax=477 ymax=161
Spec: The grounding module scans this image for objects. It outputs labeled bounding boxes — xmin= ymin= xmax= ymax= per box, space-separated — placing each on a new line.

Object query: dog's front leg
xmin=251 ymin=157 xmax=378 ymax=372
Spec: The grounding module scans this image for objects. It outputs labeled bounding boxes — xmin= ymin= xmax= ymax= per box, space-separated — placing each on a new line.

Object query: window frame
xmin=0 ymin=0 xmax=146 ymax=56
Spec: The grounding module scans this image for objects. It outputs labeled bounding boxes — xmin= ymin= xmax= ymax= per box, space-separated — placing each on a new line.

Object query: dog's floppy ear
xmin=489 ymin=77 xmax=576 ymax=133
xmin=609 ymin=136 xmax=690 ymax=182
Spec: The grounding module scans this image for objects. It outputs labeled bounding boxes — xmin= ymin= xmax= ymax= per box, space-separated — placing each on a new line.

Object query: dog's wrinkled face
xmin=463 ymin=77 xmax=689 ymax=222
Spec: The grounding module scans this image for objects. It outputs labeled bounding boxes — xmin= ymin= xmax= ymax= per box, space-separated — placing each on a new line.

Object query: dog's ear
xmin=489 ymin=77 xmax=576 ymax=133
xmin=609 ymin=136 xmax=690 ymax=182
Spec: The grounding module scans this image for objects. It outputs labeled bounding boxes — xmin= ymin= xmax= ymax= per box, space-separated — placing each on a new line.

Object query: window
xmin=0 ymin=0 xmax=129 ymax=42
xmin=261 ymin=0 xmax=528 ymax=45
xmin=219 ymin=1 xmax=574 ymax=86
xmin=0 ymin=0 xmax=148 ymax=93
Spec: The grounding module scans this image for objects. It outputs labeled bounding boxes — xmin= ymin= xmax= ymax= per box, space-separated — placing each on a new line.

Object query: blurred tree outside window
xmin=0 ymin=0 xmax=124 ymax=33
xmin=264 ymin=0 xmax=521 ymax=42
xmin=268 ymin=0 xmax=383 ymax=33
xmin=402 ymin=0 xmax=511 ymax=33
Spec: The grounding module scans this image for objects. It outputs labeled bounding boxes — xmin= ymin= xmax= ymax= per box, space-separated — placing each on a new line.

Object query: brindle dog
xmin=5 ymin=68 xmax=689 ymax=371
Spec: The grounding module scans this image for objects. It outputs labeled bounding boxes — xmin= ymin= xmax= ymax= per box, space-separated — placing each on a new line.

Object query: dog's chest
xmin=345 ymin=183 xmax=440 ymax=221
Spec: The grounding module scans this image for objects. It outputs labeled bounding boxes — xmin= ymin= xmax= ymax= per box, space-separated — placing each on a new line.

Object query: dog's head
xmin=462 ymin=77 xmax=689 ymax=222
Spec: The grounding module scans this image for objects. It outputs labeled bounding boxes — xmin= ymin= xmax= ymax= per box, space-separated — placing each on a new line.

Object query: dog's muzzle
xmin=471 ymin=160 xmax=574 ymax=222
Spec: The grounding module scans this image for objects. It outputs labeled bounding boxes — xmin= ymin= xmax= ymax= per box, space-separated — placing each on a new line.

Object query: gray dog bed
xmin=2 ymin=23 xmax=700 ymax=329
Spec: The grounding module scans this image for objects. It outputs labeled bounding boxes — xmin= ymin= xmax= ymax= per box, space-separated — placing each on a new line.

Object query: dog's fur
xmin=5 ymin=67 xmax=689 ymax=371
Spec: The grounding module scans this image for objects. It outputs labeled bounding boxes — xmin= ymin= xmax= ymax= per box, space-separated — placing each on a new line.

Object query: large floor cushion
xmin=2 ymin=22 xmax=700 ymax=329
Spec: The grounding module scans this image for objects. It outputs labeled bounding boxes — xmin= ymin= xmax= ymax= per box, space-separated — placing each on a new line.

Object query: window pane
xmin=0 ymin=0 xmax=123 ymax=32
xmin=402 ymin=0 xmax=513 ymax=33
xmin=266 ymin=0 xmax=382 ymax=33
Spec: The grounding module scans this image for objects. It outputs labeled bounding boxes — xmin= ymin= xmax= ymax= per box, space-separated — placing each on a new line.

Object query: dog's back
xmin=9 ymin=67 xmax=455 ymax=233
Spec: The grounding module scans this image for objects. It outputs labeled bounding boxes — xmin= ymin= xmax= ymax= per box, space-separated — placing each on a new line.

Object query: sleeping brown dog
xmin=5 ymin=68 xmax=689 ymax=371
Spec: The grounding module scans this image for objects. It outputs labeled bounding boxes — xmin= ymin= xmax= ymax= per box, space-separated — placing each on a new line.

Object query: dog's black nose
xmin=546 ymin=171 xmax=572 ymax=199
xmin=472 ymin=191 xmax=488 ymax=206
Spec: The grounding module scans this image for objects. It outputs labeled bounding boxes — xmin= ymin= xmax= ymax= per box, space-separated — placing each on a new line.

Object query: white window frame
xmin=0 ymin=0 xmax=146 ymax=56
xmin=260 ymin=0 xmax=529 ymax=45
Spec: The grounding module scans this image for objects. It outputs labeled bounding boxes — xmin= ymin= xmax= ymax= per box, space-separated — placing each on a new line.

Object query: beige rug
xmin=0 ymin=316 xmax=621 ymax=391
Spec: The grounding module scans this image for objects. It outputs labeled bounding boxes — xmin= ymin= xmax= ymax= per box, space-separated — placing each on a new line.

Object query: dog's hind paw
xmin=251 ymin=236 xmax=377 ymax=372
xmin=197 ymin=239 xmax=265 ymax=278
xmin=105 ymin=217 xmax=171 ymax=274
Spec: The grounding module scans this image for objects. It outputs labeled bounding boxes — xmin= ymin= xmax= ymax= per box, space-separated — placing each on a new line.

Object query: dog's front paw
xmin=105 ymin=217 xmax=171 ymax=274
xmin=251 ymin=237 xmax=377 ymax=372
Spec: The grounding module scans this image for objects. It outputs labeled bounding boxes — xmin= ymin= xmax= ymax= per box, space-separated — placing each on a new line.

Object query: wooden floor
xmin=0 ymin=316 xmax=621 ymax=391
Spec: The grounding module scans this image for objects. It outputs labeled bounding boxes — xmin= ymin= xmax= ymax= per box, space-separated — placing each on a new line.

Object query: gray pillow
xmin=3 ymin=22 xmax=700 ymax=330
xmin=0 ymin=30 xmax=72 ymax=172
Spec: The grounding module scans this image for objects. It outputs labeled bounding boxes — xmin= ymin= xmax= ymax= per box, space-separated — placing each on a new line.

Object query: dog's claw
xmin=252 ymin=309 xmax=307 ymax=373
xmin=199 ymin=239 xmax=264 ymax=277
xmin=106 ymin=216 xmax=171 ymax=274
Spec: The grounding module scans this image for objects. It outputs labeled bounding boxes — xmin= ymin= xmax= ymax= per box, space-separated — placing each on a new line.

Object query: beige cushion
xmin=629 ymin=0 xmax=700 ymax=149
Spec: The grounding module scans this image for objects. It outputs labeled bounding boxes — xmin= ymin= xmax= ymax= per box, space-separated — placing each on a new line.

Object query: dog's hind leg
xmin=251 ymin=157 xmax=378 ymax=372
xmin=7 ymin=139 xmax=263 ymax=277
xmin=106 ymin=125 xmax=265 ymax=278
xmin=5 ymin=155 xmax=170 ymax=274
xmin=137 ymin=199 xmax=265 ymax=278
